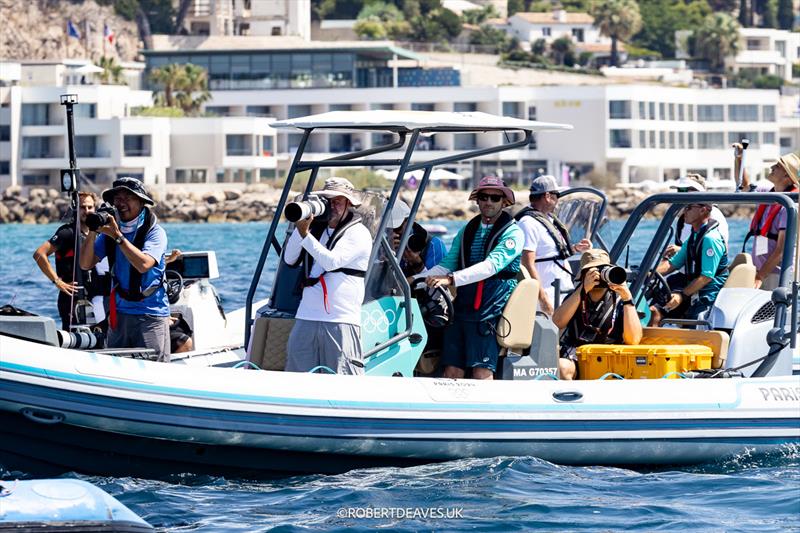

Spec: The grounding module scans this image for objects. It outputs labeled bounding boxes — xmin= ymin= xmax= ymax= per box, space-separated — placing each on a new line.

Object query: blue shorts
xmin=440 ymin=319 xmax=500 ymax=372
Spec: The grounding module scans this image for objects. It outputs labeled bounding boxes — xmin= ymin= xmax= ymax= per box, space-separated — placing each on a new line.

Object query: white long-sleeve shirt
xmin=283 ymin=223 xmax=372 ymax=325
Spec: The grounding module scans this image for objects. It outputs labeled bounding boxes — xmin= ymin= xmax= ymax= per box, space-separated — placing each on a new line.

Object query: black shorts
xmin=169 ymin=313 xmax=193 ymax=353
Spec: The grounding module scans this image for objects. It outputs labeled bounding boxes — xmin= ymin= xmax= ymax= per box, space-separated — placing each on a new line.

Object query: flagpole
xmin=102 ymin=22 xmax=106 ymax=57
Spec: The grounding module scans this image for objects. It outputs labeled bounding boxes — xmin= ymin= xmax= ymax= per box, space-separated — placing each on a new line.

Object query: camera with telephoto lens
xmin=596 ymin=264 xmax=627 ymax=288
xmin=85 ymin=203 xmax=118 ymax=231
xmin=284 ymin=195 xmax=330 ymax=223
xmin=406 ymin=226 xmax=428 ymax=254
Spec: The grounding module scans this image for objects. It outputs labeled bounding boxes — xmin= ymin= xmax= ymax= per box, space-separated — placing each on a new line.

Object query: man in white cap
xmin=734 ymin=147 xmax=800 ymax=289
xmin=664 ymin=174 xmax=729 ymax=260
xmin=422 ymin=176 xmax=524 ymax=380
xmin=282 ymin=177 xmax=372 ymax=375
xmin=388 ymin=199 xmax=447 ymax=277
xmin=80 ymin=177 xmax=170 ymax=360
xmin=516 ymin=174 xmax=591 ymax=316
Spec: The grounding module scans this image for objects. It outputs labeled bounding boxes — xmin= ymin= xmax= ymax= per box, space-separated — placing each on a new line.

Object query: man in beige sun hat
xmin=734 ymin=148 xmax=800 ymax=290
xmin=282 ymin=177 xmax=372 ymax=375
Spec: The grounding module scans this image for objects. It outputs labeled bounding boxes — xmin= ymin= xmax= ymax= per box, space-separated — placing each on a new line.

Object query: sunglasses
xmin=477 ymin=193 xmax=504 ymax=202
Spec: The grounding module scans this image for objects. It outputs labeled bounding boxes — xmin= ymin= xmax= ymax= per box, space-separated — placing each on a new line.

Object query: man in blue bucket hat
xmin=81 ymin=177 xmax=170 ymax=360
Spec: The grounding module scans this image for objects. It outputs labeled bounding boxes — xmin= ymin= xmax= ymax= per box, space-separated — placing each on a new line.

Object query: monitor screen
xmin=181 ymin=255 xmax=210 ymax=279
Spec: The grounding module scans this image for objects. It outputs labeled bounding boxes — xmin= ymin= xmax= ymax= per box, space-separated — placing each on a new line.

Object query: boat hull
xmin=1 ymin=336 xmax=798 ymax=477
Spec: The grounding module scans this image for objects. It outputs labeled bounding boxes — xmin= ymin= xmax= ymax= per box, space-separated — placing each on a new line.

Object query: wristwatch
xmin=114 ymin=235 xmax=124 ymax=245
xmin=621 ymin=299 xmax=634 ymax=307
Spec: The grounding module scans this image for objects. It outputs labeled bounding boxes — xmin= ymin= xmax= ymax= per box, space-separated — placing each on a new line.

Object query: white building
xmin=729 ymin=28 xmax=800 ymax=83
xmin=507 ymin=9 xmax=607 ymax=46
xmin=0 ymin=61 xmax=277 ymax=191
xmin=182 ymin=0 xmax=310 ymax=40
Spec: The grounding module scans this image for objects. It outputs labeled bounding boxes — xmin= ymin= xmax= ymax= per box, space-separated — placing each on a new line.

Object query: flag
xmin=104 ymin=24 xmax=114 ymax=44
xmin=66 ymin=20 xmax=81 ymax=39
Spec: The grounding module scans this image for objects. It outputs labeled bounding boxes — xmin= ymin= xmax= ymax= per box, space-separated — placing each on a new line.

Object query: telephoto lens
xmin=284 ymin=195 xmax=329 ymax=223
xmin=599 ymin=265 xmax=627 ymax=286
xmin=85 ymin=204 xmax=117 ymax=231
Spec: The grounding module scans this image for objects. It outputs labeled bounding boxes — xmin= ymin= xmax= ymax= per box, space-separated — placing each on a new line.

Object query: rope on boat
xmin=308 ymin=365 xmax=337 ymax=374
xmin=533 ymin=372 xmax=559 ymax=380
xmin=598 ymin=373 xmax=625 ymax=380
xmin=232 ymin=360 xmax=261 ymax=370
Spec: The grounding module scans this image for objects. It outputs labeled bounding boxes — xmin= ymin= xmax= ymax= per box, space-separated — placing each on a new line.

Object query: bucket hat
xmin=102 ymin=177 xmax=155 ymax=206
xmin=314 ymin=177 xmax=362 ymax=206
xmin=669 ymin=174 xmax=706 ymax=192
xmin=388 ymin=199 xmax=411 ymax=229
xmin=579 ymin=249 xmax=613 ymax=272
xmin=529 ymin=174 xmax=566 ymax=196
xmin=468 ymin=175 xmax=515 ymax=205
xmin=776 ymin=152 xmax=800 ymax=185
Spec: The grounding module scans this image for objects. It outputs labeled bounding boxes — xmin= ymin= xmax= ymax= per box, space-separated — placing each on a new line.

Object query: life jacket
xmin=53 ymin=222 xmax=108 ymax=299
xmin=684 ymin=220 xmax=729 ymax=279
xmin=456 ymin=211 xmax=520 ymax=321
xmin=105 ymin=207 xmax=163 ymax=302
xmin=747 ymin=185 xmax=798 ymax=242
xmin=514 ymin=206 xmax=573 ymax=273
xmin=295 ymin=211 xmax=367 ymax=287
xmin=560 ymin=289 xmax=621 ymax=360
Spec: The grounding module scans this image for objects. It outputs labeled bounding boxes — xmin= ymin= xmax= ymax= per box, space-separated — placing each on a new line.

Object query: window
xmin=411 ymin=103 xmax=434 ymax=111
xmin=639 ymin=130 xmax=646 ymax=147
xmin=763 ymin=132 xmax=776 ymax=145
xmin=697 ymin=105 xmax=723 ymax=121
xmin=638 ymin=101 xmax=645 ymax=119
xmin=0 ymin=161 xmax=8 ymax=174
xmin=262 ymin=136 xmax=273 ymax=155
xmin=21 ymin=104 xmax=49 ymax=126
xmin=123 ymin=135 xmax=151 ymax=156
xmin=453 ymin=133 xmax=477 ymax=150
xmin=287 ymin=104 xmax=311 ymax=118
xmin=698 ymin=132 xmax=724 ymax=149
xmin=746 ymin=39 xmax=761 ymax=50
xmin=73 ymin=104 xmax=96 ymax=119
xmin=688 ymin=104 xmax=694 ymax=121
xmin=205 ymin=106 xmax=230 ymax=116
xmin=648 ymin=102 xmax=655 ymax=120
xmin=669 ymin=131 xmax=675 ymax=149
xmin=609 ymin=129 xmax=632 ymax=148
xmin=659 ymin=103 xmax=665 ymax=120
xmin=542 ymin=27 xmax=551 ymax=36
xmin=659 ymin=131 xmax=665 ymax=148
xmin=668 ymin=104 xmax=675 ymax=121
xmin=728 ymin=132 xmax=759 ymax=147
xmin=453 ymin=102 xmax=477 ymax=112
xmin=226 ymin=134 xmax=251 ymax=156
xmin=174 ymin=169 xmax=207 ymax=183
xmin=678 ymin=131 xmax=685 ymax=149
xmin=776 ymin=41 xmax=786 ymax=57
xmin=246 ymin=105 xmax=271 ymax=117
xmin=502 ymin=102 xmax=524 ymax=118
xmin=780 ymin=137 xmax=792 ymax=148
xmin=688 ymin=132 xmax=694 ymax=149
xmin=571 ymin=28 xmax=584 ymax=42
xmin=609 ymin=100 xmax=631 ymax=119
xmin=330 ymin=103 xmax=353 ymax=111
xmin=649 ymin=130 xmax=655 ymax=148
xmin=0 ymin=125 xmax=9 ymax=141
xmin=23 ymin=174 xmax=49 ymax=186
xmin=22 ymin=136 xmax=52 ymax=158
xmin=75 ymin=136 xmax=97 ymax=157
xmin=728 ymin=104 xmax=758 ymax=121
xmin=528 ymin=106 xmax=537 ymax=149
xmin=762 ymin=105 xmax=776 ymax=122
xmin=329 ymin=133 xmax=352 ymax=153
xmin=678 ymin=105 xmax=684 ymax=121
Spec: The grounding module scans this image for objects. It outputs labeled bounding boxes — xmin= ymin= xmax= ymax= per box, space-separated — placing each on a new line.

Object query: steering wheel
xmin=165 ymin=270 xmax=184 ymax=305
xmin=411 ymin=279 xmax=455 ymax=329
xmin=642 ymin=270 xmax=672 ymax=307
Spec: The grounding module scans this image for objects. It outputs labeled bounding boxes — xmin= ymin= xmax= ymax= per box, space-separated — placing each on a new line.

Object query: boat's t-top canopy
xmin=271 ymin=110 xmax=573 ymax=133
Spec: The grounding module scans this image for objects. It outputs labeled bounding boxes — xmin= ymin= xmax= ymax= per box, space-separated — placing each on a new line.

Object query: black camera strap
xmin=298 ymin=212 xmax=367 ymax=287
xmin=106 ymin=207 xmax=163 ymax=302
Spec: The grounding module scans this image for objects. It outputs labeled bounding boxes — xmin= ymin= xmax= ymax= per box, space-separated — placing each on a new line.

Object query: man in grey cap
xmin=515 ymin=175 xmax=591 ymax=316
xmin=80 ymin=177 xmax=171 ymax=360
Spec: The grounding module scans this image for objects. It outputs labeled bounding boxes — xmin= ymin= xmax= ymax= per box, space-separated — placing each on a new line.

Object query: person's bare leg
xmin=558 ymin=358 xmax=576 ymax=380
xmin=471 ymin=367 xmax=494 ymax=380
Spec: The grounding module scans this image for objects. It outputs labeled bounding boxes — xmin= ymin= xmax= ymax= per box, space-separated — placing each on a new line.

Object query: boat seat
xmin=247 ymin=316 xmax=295 ymax=371
xmin=496 ymin=271 xmax=539 ymax=351
xmin=723 ymin=253 xmax=756 ymax=289
xmin=640 ymin=327 xmax=729 ymax=368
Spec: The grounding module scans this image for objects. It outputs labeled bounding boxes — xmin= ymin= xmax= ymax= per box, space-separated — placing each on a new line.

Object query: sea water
xmin=1 ymin=220 xmax=798 ymax=532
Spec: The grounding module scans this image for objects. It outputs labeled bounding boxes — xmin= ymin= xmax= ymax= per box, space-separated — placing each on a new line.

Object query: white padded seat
xmin=496 ymin=271 xmax=540 ymax=350
xmin=723 ymin=253 xmax=757 ymax=289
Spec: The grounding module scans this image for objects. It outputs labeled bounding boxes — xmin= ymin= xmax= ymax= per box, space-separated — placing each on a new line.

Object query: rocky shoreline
xmin=0 ymin=185 xmax=756 ymax=224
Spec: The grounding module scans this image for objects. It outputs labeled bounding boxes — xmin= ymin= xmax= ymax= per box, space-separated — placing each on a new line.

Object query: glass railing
xmin=123 ymin=149 xmax=151 ymax=157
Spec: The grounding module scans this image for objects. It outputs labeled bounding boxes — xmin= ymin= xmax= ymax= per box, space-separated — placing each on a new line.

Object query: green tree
xmin=738 ymin=0 xmax=751 ymax=26
xmin=761 ymin=0 xmax=777 ymax=27
xmin=694 ymin=12 xmax=740 ymax=73
xmin=507 ymin=0 xmax=525 ymax=16
xmin=469 ymin=25 xmax=510 ymax=47
xmin=97 ymin=56 xmax=125 ymax=85
xmin=312 ymin=0 xmax=365 ymax=19
xmin=462 ymin=4 xmax=500 ymax=25
xmin=632 ymin=0 xmax=710 ymax=59
xmin=175 ymin=64 xmax=211 ymax=116
xmin=550 ymin=36 xmax=576 ymax=66
xmin=531 ymin=38 xmax=547 ymax=56
xmin=149 ymin=63 xmax=184 ymax=108
xmin=776 ymin=0 xmax=793 ymax=28
xmin=590 ymin=0 xmax=643 ymax=67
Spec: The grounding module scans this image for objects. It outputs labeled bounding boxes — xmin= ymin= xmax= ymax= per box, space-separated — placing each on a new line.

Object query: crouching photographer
xmin=552 ymin=249 xmax=642 ymax=380
xmin=80 ymin=177 xmax=171 ymax=361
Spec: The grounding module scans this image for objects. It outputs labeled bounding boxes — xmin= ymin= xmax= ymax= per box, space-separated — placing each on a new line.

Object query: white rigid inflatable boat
xmin=1 ymin=110 xmax=798 ymax=478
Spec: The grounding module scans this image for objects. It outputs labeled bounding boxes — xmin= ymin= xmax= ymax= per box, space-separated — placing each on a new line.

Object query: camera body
xmin=284 ymin=195 xmax=330 ymax=223
xmin=85 ymin=203 xmax=118 ymax=231
xmin=596 ymin=264 xmax=627 ymax=288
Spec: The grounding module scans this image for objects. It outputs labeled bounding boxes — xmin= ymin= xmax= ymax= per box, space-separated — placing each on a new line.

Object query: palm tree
xmin=149 ymin=64 xmax=185 ymax=108
xmin=590 ymin=0 xmax=643 ymax=67
xmin=97 ymin=56 xmax=125 ymax=85
xmin=176 ymin=63 xmax=211 ymax=116
xmin=694 ymin=13 xmax=741 ymax=73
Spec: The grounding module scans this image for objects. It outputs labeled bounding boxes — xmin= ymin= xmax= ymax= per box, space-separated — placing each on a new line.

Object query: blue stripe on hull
xmin=2 ymin=380 xmax=798 ymax=439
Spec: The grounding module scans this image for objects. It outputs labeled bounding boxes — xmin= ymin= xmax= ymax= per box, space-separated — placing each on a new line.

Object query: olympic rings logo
xmin=361 ymin=308 xmax=396 ymax=333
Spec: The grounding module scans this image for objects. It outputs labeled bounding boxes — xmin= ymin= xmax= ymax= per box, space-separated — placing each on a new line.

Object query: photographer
xmin=553 ymin=249 xmax=642 ymax=380
xmin=80 ymin=177 xmax=170 ymax=361
xmin=33 ymin=191 xmax=109 ymax=330
xmin=388 ymin=200 xmax=447 ymax=277
xmin=650 ymin=202 xmax=728 ymax=326
xmin=282 ymin=177 xmax=372 ymax=375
